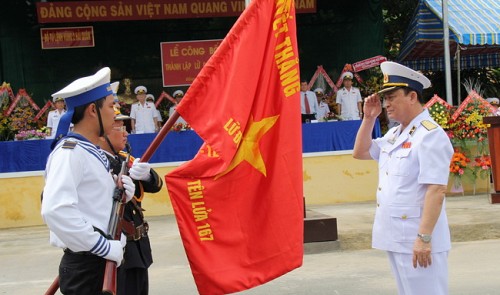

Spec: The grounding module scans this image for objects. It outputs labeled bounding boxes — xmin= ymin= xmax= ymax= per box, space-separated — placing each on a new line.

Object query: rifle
xmin=102 ymin=143 xmax=131 ymax=295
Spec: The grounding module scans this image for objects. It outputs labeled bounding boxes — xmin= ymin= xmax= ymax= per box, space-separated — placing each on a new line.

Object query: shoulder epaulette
xmin=421 ymin=120 xmax=437 ymax=131
xmin=61 ymin=140 xmax=77 ymax=149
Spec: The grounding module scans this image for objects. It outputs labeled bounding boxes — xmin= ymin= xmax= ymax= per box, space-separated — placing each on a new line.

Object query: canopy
xmin=398 ymin=0 xmax=500 ymax=71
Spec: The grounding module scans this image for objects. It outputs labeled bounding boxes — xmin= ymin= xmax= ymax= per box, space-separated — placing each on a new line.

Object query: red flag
xmin=164 ymin=0 xmax=303 ymax=294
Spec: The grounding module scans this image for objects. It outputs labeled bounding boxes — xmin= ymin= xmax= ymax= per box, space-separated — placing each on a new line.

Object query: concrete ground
xmin=1 ymin=194 xmax=500 ymax=294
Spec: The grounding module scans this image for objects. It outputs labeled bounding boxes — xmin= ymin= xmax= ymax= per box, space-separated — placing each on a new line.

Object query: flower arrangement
xmin=15 ymin=128 xmax=48 ymax=140
xmin=428 ymin=101 xmax=452 ymax=129
xmin=322 ymin=112 xmax=339 ymax=122
xmin=449 ymin=150 xmax=470 ymax=193
xmin=171 ymin=122 xmax=191 ymax=132
xmin=469 ymin=155 xmax=492 ymax=194
xmin=448 ymin=98 xmax=491 ymax=144
xmin=449 ymin=151 xmax=469 ymax=177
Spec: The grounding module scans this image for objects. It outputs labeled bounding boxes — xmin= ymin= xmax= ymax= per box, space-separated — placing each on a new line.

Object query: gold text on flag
xmin=274 ymin=0 xmax=299 ymax=98
xmin=187 ymin=179 xmax=214 ymax=242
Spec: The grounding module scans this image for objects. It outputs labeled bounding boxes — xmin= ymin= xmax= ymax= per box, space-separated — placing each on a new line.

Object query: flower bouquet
xmin=15 ymin=128 xmax=48 ymax=140
xmin=171 ymin=123 xmax=191 ymax=132
xmin=425 ymin=95 xmax=453 ymax=129
xmin=470 ymin=155 xmax=492 ymax=194
xmin=322 ymin=112 xmax=339 ymax=122
xmin=449 ymin=150 xmax=470 ymax=193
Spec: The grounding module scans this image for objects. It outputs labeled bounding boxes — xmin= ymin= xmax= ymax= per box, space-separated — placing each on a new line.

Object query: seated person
xmin=314 ymin=88 xmax=331 ymax=121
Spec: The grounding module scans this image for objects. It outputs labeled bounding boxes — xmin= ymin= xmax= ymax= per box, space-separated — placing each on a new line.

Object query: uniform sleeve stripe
xmin=90 ymin=236 xmax=110 ymax=256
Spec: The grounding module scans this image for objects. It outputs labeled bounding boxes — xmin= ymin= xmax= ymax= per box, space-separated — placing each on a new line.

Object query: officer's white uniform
xmin=130 ymin=101 xmax=158 ymax=133
xmin=369 ymin=109 xmax=453 ymax=254
xmin=169 ymin=90 xmax=187 ymax=124
xmin=366 ymin=61 xmax=454 ymax=295
xmin=46 ymin=109 xmax=66 ymax=139
xmin=336 ymin=86 xmax=362 ymax=120
xmin=317 ymin=101 xmax=330 ymax=121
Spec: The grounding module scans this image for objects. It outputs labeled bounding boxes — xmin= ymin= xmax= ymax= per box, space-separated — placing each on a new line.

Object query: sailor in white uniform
xmin=168 ymin=89 xmax=188 ymax=125
xmin=41 ymin=67 xmax=136 ymax=294
xmin=130 ymin=86 xmax=158 ymax=133
xmin=336 ymin=71 xmax=363 ymax=120
xmin=353 ymin=62 xmax=453 ymax=295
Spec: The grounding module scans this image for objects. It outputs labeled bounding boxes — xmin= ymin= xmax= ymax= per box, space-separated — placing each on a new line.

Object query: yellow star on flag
xmin=216 ymin=115 xmax=279 ymax=179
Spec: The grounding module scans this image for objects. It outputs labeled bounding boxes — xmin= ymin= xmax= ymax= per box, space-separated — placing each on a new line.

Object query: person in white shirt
xmin=353 ymin=62 xmax=453 ymax=295
xmin=314 ymin=87 xmax=331 ymax=121
xmin=168 ymin=90 xmax=187 ymax=125
xmin=130 ymin=86 xmax=158 ymax=133
xmin=46 ymin=97 xmax=67 ymax=139
xmin=300 ymin=80 xmax=319 ymax=123
xmin=41 ymin=67 xmax=135 ymax=294
xmin=336 ymin=72 xmax=363 ymax=120
xmin=146 ymin=94 xmax=163 ymax=130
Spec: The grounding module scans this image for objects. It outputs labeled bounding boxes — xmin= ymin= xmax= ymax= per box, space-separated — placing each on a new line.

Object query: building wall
xmin=1 ymin=151 xmax=488 ymax=229
xmin=0 ymin=152 xmax=380 ymax=229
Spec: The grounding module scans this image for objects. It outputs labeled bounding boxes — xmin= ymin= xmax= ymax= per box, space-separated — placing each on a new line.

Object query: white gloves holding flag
xmin=129 ymin=158 xmax=151 ymax=181
xmin=113 ymin=174 xmax=135 ymax=203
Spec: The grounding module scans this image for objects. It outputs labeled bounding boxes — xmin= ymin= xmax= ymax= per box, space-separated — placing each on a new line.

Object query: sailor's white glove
xmin=103 ymin=235 xmax=126 ymax=267
xmin=120 ymin=175 xmax=135 ymax=202
xmin=129 ymin=158 xmax=151 ymax=181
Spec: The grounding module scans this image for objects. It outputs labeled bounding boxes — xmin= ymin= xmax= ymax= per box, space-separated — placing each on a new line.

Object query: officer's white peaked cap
xmin=379 ymin=61 xmax=431 ymax=95
xmin=134 ymin=86 xmax=147 ymax=94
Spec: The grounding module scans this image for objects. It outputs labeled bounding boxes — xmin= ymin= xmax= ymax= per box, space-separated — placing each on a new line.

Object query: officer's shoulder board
xmin=421 ymin=120 xmax=438 ymax=131
xmin=61 ymin=140 xmax=77 ymax=149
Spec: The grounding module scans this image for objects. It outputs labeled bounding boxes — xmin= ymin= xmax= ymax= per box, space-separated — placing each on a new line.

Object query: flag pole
xmin=140 ymin=111 xmax=180 ymax=162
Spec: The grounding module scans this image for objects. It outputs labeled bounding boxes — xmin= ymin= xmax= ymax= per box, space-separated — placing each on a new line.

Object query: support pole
xmin=456 ymin=46 xmax=461 ymax=105
xmin=443 ymin=0 xmax=453 ymax=105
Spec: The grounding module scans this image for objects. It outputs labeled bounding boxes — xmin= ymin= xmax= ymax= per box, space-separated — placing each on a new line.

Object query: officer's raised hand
xmin=363 ymin=93 xmax=382 ymax=119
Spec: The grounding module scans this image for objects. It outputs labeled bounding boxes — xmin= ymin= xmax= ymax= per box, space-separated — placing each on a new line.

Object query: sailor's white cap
xmin=51 ymin=67 xmax=112 ymax=105
xmin=314 ymin=87 xmax=324 ymax=94
xmin=146 ymin=94 xmax=155 ymax=101
xmin=341 ymin=71 xmax=353 ymax=80
xmin=173 ymin=90 xmax=184 ymax=97
xmin=50 ymin=67 xmax=113 ymax=147
xmin=134 ymin=86 xmax=147 ymax=94
xmin=110 ymin=81 xmax=119 ymax=102
xmin=378 ymin=61 xmax=431 ymax=95
xmin=487 ymin=97 xmax=499 ymax=105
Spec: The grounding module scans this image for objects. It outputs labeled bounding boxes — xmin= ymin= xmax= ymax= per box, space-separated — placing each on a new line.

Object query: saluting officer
xmin=41 ymin=68 xmax=136 ymax=294
xmin=99 ymin=82 xmax=163 ymax=295
xmin=353 ymin=62 xmax=453 ymax=295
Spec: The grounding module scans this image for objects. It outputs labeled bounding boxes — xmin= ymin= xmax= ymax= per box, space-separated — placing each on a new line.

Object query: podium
xmin=483 ymin=116 xmax=500 ymax=204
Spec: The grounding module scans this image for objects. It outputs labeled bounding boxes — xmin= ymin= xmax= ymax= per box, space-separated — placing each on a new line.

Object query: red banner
xmin=40 ymin=27 xmax=95 ymax=49
xmin=161 ymin=39 xmax=222 ymax=87
xmin=165 ymin=0 xmax=303 ymax=293
xmin=352 ymin=55 xmax=387 ymax=72
xmin=308 ymin=65 xmax=338 ymax=92
xmin=34 ymin=101 xmax=54 ymax=121
xmin=4 ymin=89 xmax=40 ymax=116
xmin=36 ymin=0 xmax=316 ymax=23
xmin=155 ymin=91 xmax=177 ymax=107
